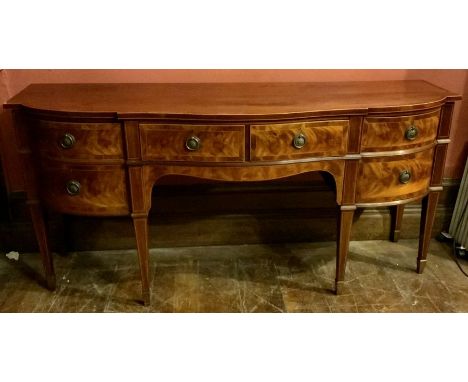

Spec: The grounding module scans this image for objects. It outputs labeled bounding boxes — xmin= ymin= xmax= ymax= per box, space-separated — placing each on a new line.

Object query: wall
xmin=5 ymin=69 xmax=412 ymax=90
xmin=1 ymin=69 xmax=467 ymax=186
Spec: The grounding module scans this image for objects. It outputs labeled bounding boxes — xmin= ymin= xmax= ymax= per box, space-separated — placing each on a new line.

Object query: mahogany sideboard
xmin=2 ymin=81 xmax=461 ymax=305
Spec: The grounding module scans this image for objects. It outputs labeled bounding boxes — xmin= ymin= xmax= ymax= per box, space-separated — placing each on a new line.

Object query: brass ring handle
xmin=399 ymin=170 xmax=412 ymax=184
xmin=185 ymin=136 xmax=201 ymax=151
xmin=59 ymin=133 xmax=76 ymax=149
xmin=292 ymin=133 xmax=307 ymax=149
xmin=66 ymin=180 xmax=81 ymax=196
xmin=405 ymin=125 xmax=418 ymax=141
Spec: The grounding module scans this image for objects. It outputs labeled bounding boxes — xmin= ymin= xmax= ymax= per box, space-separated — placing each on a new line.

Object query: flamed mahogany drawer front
xmin=356 ymin=148 xmax=434 ymax=203
xmin=361 ymin=110 xmax=440 ymax=152
xmin=140 ymin=124 xmax=245 ymax=162
xmin=39 ymin=165 xmax=129 ymax=215
xmin=35 ymin=120 xmax=124 ymax=162
xmin=250 ymin=120 xmax=349 ymax=161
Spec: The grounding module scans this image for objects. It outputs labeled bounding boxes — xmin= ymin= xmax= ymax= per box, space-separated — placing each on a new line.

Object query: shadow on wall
xmin=455 ymin=75 xmax=468 ymax=170
xmin=0 ymin=70 xmax=12 ymax=218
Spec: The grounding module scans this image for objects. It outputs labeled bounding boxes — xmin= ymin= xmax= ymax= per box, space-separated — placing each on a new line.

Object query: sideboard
xmin=2 ymin=81 xmax=461 ymax=305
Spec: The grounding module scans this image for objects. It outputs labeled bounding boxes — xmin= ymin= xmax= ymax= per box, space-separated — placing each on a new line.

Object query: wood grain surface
xmin=335 ymin=208 xmax=355 ymax=294
xmin=35 ymin=120 xmax=124 ymax=162
xmin=250 ymin=120 xmax=348 ymax=160
xmin=140 ymin=124 xmax=245 ymax=162
xmin=390 ymin=204 xmax=405 ymax=242
xmin=417 ymin=192 xmax=440 ymax=273
xmin=361 ymin=109 xmax=440 ymax=152
xmin=356 ymin=148 xmax=434 ymax=203
xmin=39 ymin=164 xmax=129 ymax=215
xmin=142 ymin=161 xmax=346 ymax=213
xmin=4 ymin=81 xmax=461 ymax=119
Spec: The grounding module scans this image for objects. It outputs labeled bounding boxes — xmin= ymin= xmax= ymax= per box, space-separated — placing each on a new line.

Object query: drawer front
xmin=39 ymin=165 xmax=129 ymax=215
xmin=361 ymin=110 xmax=440 ymax=152
xmin=140 ymin=124 xmax=245 ymax=162
xmin=250 ymin=120 xmax=349 ymax=161
xmin=356 ymin=148 xmax=434 ymax=203
xmin=35 ymin=120 xmax=124 ymax=161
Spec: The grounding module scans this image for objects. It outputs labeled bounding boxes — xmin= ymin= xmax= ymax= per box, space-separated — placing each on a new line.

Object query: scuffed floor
xmin=1 ymin=239 xmax=467 ymax=312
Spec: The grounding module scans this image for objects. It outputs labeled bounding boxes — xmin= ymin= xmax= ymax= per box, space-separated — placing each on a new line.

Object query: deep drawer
xmin=355 ymin=148 xmax=435 ymax=204
xmin=250 ymin=120 xmax=349 ymax=161
xmin=39 ymin=164 xmax=129 ymax=215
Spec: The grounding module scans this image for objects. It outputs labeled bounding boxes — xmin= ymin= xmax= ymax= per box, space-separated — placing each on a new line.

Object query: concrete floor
xmin=1 ymin=239 xmax=467 ymax=312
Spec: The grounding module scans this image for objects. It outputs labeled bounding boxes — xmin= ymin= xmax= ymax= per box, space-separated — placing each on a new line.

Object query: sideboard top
xmin=4 ymin=80 xmax=461 ymax=119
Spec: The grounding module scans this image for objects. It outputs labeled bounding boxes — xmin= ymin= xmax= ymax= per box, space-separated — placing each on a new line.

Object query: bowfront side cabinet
xmin=3 ymin=81 xmax=461 ymax=305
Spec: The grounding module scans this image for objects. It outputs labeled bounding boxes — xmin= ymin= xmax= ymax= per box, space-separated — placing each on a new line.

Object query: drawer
xmin=140 ymin=124 xmax=245 ymax=162
xmin=356 ymin=148 xmax=434 ymax=203
xmin=250 ymin=120 xmax=349 ymax=161
xmin=361 ymin=110 xmax=440 ymax=152
xmin=35 ymin=120 xmax=124 ymax=161
xmin=39 ymin=164 xmax=129 ymax=215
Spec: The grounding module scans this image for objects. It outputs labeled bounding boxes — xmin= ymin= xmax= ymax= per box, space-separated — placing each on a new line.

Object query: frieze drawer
xmin=361 ymin=109 xmax=440 ymax=152
xmin=250 ymin=120 xmax=349 ymax=161
xmin=140 ymin=123 xmax=245 ymax=162
xmin=35 ymin=120 xmax=124 ymax=162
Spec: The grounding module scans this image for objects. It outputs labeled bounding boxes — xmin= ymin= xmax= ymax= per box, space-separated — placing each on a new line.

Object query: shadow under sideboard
xmin=0 ymin=175 xmax=461 ymax=253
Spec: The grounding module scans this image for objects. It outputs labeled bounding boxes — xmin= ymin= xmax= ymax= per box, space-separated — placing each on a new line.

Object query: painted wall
xmin=4 ymin=69 xmax=413 ymax=91
xmin=1 ymin=70 xmax=467 ymax=186
xmin=0 ymin=70 xmax=22 ymax=193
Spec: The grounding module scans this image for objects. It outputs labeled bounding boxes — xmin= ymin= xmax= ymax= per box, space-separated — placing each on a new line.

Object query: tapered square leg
xmin=132 ymin=215 xmax=151 ymax=305
xmin=417 ymin=192 xmax=440 ymax=274
xmin=335 ymin=207 xmax=355 ymax=295
xmin=390 ymin=204 xmax=405 ymax=242
xmin=28 ymin=202 xmax=56 ymax=290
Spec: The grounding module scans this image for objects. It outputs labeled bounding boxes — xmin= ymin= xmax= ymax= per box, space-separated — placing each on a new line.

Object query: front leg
xmin=417 ymin=191 xmax=440 ymax=274
xmin=335 ymin=206 xmax=355 ymax=294
xmin=127 ymin=164 xmax=152 ymax=306
xmin=28 ymin=201 xmax=56 ymax=290
xmin=390 ymin=204 xmax=405 ymax=242
xmin=132 ymin=214 xmax=150 ymax=306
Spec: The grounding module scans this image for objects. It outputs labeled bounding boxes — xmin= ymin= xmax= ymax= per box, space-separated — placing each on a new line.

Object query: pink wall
xmin=4 ymin=69 xmax=413 ymax=94
xmin=0 ymin=70 xmax=8 ymax=109
xmin=1 ymin=69 xmax=467 ymax=179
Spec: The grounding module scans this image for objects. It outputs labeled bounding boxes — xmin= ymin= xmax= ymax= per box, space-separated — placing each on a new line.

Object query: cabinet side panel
xmin=0 ymin=109 xmax=26 ymax=193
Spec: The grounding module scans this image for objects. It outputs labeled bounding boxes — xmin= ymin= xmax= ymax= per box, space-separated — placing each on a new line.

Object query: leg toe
xmin=142 ymin=290 xmax=151 ymax=306
xmin=46 ymin=273 xmax=56 ymax=291
xmin=417 ymin=259 xmax=427 ymax=274
xmin=335 ymin=280 xmax=344 ymax=295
